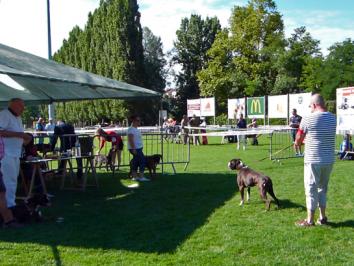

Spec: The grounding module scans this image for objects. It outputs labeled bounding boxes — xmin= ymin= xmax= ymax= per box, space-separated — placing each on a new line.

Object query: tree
xmin=172 ymin=14 xmax=221 ymax=118
xmin=273 ymin=26 xmax=322 ymax=94
xmin=53 ymin=0 xmax=150 ymax=125
xmin=198 ymin=0 xmax=285 ymax=110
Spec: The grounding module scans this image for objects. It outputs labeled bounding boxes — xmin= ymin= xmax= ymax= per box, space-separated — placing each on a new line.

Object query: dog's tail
xmin=266 ymin=178 xmax=280 ymax=207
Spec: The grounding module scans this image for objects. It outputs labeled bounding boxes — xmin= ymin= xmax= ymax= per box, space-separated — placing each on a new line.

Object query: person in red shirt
xmin=96 ymin=128 xmax=123 ymax=169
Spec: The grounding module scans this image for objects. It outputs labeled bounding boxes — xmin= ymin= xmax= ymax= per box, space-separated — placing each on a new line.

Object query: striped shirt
xmin=300 ymin=111 xmax=336 ymax=164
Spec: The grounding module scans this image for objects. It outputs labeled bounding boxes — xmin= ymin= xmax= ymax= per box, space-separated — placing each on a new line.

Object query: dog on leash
xmin=95 ymin=148 xmax=115 ymax=171
xmin=228 ymin=158 xmax=280 ymax=210
xmin=128 ymin=154 xmax=162 ymax=179
xmin=0 ymin=194 xmax=51 ymax=224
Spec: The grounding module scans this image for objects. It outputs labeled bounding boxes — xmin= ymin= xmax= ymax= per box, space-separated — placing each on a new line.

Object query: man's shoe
xmin=295 ymin=219 xmax=314 ymax=227
xmin=132 ymin=177 xmax=139 ymax=181
xmin=3 ymin=220 xmax=25 ymax=229
xmin=316 ymin=217 xmax=328 ymax=225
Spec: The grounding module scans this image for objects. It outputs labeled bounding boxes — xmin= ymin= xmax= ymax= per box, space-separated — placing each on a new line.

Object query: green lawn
xmin=1 ymin=136 xmax=353 ymax=265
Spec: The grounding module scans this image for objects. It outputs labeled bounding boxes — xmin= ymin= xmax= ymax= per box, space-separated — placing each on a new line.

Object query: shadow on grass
xmin=327 ymin=220 xmax=354 ymax=228
xmin=0 ymin=172 xmax=236 ymax=255
xmin=278 ymin=199 xmax=306 ymax=211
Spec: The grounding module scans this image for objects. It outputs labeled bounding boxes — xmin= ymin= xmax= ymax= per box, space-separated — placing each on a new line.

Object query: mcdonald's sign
xmin=247 ymin=97 xmax=265 ymax=118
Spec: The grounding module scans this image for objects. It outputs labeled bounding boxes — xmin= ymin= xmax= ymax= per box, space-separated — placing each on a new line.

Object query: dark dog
xmin=0 ymin=194 xmax=51 ymax=224
xmin=228 ymin=158 xmax=279 ymax=210
xmin=128 ymin=154 xmax=162 ymax=179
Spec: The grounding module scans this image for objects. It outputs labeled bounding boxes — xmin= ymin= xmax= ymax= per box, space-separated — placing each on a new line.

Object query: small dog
xmin=228 ymin=158 xmax=280 ymax=210
xmin=128 ymin=154 xmax=162 ymax=179
xmin=95 ymin=148 xmax=115 ymax=171
xmin=0 ymin=194 xmax=51 ymax=224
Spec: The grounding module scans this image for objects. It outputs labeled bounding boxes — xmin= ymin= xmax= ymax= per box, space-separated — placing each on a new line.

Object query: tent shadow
xmin=0 ymin=172 xmax=236 ymax=254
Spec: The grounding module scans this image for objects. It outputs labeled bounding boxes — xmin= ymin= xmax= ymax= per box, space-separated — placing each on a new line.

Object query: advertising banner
xmin=187 ymin=99 xmax=201 ymax=117
xmin=200 ymin=97 xmax=215 ymax=117
xmin=228 ymin=98 xmax=245 ymax=119
xmin=289 ymin=92 xmax=312 ymax=117
xmin=337 ymin=87 xmax=354 ymax=131
xmin=268 ymin=94 xmax=288 ymax=118
xmin=247 ymin=97 xmax=265 ymax=118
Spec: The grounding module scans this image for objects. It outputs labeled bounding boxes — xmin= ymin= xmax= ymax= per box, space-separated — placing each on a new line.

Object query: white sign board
xmin=289 ymin=92 xmax=312 ymax=118
xmin=200 ymin=97 xmax=215 ymax=117
xmin=337 ymin=87 xmax=354 ymax=131
xmin=228 ymin=98 xmax=245 ymax=119
xmin=187 ymin=99 xmax=201 ymax=117
xmin=268 ymin=94 xmax=288 ymax=118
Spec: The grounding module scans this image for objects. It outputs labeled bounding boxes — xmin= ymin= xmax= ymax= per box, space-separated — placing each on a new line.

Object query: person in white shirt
xmin=45 ymin=118 xmax=55 ymax=147
xmin=0 ymin=98 xmax=31 ymax=208
xmin=127 ymin=115 xmax=149 ymax=182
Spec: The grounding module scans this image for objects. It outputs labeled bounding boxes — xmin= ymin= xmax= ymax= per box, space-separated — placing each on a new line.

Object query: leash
xmin=256 ymin=143 xmax=293 ymax=162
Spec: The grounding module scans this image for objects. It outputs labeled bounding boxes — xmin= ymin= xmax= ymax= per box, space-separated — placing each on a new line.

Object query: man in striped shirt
xmin=295 ymin=94 xmax=336 ymax=227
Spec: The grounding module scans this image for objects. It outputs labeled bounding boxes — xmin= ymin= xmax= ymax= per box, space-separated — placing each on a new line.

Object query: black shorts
xmin=0 ymin=162 xmax=6 ymax=193
xmin=114 ymin=141 xmax=124 ymax=151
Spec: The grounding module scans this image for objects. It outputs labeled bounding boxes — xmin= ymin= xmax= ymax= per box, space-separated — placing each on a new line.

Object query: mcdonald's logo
xmin=250 ymin=99 xmax=261 ymax=114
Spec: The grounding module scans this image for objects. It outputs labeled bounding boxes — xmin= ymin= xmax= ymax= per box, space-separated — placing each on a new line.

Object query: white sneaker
xmin=132 ymin=177 xmax=139 ymax=181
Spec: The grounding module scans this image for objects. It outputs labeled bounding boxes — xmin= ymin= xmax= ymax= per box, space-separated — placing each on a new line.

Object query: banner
xmin=247 ymin=97 xmax=265 ymax=118
xmin=187 ymin=99 xmax=201 ymax=117
xmin=337 ymin=87 xmax=354 ymax=130
xmin=289 ymin=92 xmax=311 ymax=117
xmin=200 ymin=97 xmax=215 ymax=117
xmin=228 ymin=98 xmax=245 ymax=119
xmin=268 ymin=94 xmax=288 ymax=118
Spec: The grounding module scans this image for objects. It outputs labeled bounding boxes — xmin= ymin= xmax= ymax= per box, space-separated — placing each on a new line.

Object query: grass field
xmin=1 ymin=135 xmax=353 ymax=265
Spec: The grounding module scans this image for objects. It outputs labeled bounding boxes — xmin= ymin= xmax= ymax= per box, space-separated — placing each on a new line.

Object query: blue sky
xmin=0 ymin=0 xmax=353 ymax=58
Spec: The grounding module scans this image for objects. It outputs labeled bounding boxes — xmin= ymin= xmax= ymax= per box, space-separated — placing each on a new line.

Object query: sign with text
xmin=247 ymin=97 xmax=265 ymax=118
xmin=268 ymin=94 xmax=288 ymax=118
xmin=289 ymin=92 xmax=311 ymax=117
xmin=337 ymin=87 xmax=354 ymax=131
xmin=187 ymin=99 xmax=201 ymax=117
xmin=228 ymin=98 xmax=246 ymax=119
xmin=200 ymin=97 xmax=215 ymax=117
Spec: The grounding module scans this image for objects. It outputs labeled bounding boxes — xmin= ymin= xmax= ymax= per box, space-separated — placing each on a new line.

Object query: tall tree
xmin=172 ymin=14 xmax=221 ymax=118
xmin=273 ymin=26 xmax=322 ymax=94
xmin=198 ymin=0 xmax=285 ymax=110
xmin=53 ymin=0 xmax=150 ymax=125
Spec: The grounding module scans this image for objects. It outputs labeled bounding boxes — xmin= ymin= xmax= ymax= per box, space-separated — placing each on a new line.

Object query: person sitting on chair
xmin=339 ymin=134 xmax=353 ymax=160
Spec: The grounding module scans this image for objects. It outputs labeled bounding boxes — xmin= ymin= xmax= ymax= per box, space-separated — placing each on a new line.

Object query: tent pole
xmin=47 ymin=0 xmax=55 ymax=120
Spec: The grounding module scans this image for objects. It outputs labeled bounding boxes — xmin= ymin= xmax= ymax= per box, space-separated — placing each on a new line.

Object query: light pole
xmin=47 ymin=0 xmax=55 ymax=120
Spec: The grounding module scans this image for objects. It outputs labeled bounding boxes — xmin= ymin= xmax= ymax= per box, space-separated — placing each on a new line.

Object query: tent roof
xmin=0 ymin=43 xmax=160 ymax=106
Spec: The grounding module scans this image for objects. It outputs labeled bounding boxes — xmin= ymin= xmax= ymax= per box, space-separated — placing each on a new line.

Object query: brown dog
xmin=128 ymin=154 xmax=162 ymax=179
xmin=228 ymin=158 xmax=280 ymax=210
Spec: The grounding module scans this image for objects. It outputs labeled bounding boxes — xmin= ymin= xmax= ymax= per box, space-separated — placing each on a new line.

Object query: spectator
xmin=180 ymin=115 xmax=189 ymax=145
xmin=35 ymin=117 xmax=46 ymax=145
xmin=289 ymin=108 xmax=302 ymax=155
xmin=236 ymin=113 xmax=247 ymax=150
xmin=247 ymin=118 xmax=258 ymax=145
xmin=45 ymin=118 xmax=55 ymax=147
xmin=52 ymin=120 xmax=82 ymax=180
xmin=339 ymin=134 xmax=353 ymax=160
xmin=0 ymin=134 xmax=23 ymax=228
xmin=0 ymin=98 xmax=31 ymax=208
xmin=127 ymin=115 xmax=149 ymax=182
xmin=200 ymin=117 xmax=208 ymax=145
xmin=96 ymin=128 xmax=124 ymax=169
xmin=189 ymin=115 xmax=201 ymax=145
xmin=295 ymin=94 xmax=336 ymax=227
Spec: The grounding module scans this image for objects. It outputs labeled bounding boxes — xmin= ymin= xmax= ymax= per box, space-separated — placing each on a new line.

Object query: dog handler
xmin=0 ymin=98 xmax=31 ymax=208
xmin=127 ymin=115 xmax=149 ymax=182
xmin=295 ymin=94 xmax=336 ymax=227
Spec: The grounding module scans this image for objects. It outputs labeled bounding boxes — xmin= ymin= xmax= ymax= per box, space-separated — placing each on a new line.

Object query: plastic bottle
xmin=75 ymin=138 xmax=81 ymax=157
